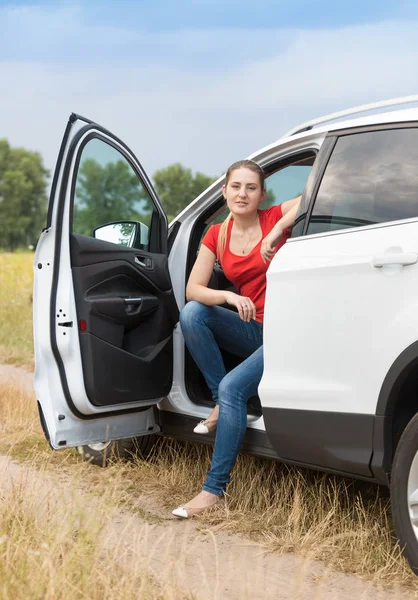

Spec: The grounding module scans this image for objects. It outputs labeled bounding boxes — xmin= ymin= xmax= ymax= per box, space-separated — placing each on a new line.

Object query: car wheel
xmin=76 ymin=435 xmax=157 ymax=467
xmin=391 ymin=411 xmax=418 ymax=574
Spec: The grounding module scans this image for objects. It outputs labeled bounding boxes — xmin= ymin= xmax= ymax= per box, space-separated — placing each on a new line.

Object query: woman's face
xmin=223 ymin=168 xmax=266 ymax=217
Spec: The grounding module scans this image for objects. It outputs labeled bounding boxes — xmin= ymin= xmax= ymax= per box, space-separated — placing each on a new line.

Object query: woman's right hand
xmin=224 ymin=291 xmax=257 ymax=322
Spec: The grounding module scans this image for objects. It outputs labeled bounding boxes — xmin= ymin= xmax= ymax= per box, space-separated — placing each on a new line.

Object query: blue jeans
xmin=180 ymin=301 xmax=264 ymax=496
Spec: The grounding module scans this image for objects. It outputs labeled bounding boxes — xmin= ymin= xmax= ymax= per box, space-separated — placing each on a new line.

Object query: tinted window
xmin=307 ymin=128 xmax=418 ymax=235
xmin=72 ymin=138 xmax=154 ymax=249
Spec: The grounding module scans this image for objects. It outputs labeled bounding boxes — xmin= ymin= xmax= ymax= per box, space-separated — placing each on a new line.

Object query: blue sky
xmin=3 ymin=0 xmax=418 ymax=30
xmin=1 ymin=1 xmax=418 ymax=179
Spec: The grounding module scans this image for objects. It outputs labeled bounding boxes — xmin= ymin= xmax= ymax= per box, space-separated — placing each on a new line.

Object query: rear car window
xmin=307 ymin=128 xmax=418 ymax=235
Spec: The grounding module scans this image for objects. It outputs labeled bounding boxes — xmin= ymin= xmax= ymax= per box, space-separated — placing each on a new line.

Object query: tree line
xmin=0 ymin=139 xmax=277 ymax=251
xmin=0 ymin=139 xmax=218 ymax=251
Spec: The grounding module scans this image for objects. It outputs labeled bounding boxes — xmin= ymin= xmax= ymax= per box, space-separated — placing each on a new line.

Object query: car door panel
xmin=260 ymin=126 xmax=418 ymax=478
xmin=33 ymin=114 xmax=178 ymax=448
xmin=70 ymin=234 xmax=173 ymax=291
xmin=70 ymin=239 xmax=179 ymax=408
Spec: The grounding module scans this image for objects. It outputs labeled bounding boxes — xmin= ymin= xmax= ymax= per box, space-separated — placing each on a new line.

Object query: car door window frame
xmin=67 ymin=129 xmax=167 ymax=254
xmin=291 ymin=137 xmax=336 ymax=237
xmin=302 ymin=122 xmax=418 ymax=238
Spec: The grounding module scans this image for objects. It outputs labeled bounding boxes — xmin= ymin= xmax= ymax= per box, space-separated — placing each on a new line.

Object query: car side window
xmin=72 ymin=137 xmax=155 ymax=250
xmin=264 ymin=156 xmax=313 ymax=209
xmin=307 ymin=128 xmax=418 ymax=235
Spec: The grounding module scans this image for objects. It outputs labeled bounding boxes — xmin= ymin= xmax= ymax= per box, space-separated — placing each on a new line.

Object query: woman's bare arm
xmin=281 ymin=194 xmax=302 ymax=217
xmin=260 ymin=195 xmax=302 ymax=262
xmin=186 ymin=244 xmax=257 ymax=321
xmin=186 ymin=245 xmax=229 ymax=305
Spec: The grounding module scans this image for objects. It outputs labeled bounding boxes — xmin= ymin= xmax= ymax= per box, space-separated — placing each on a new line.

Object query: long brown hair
xmin=217 ymin=160 xmax=265 ymax=259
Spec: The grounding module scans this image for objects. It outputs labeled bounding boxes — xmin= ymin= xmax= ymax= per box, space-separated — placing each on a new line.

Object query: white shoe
xmin=172 ymin=497 xmax=222 ymax=518
xmin=193 ymin=418 xmax=218 ymax=435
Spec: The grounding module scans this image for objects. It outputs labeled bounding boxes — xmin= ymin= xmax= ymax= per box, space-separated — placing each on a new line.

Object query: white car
xmin=33 ymin=96 xmax=418 ymax=574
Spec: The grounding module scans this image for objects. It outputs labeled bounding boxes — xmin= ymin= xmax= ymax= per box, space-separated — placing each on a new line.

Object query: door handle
xmin=135 ymin=256 xmax=153 ymax=269
xmin=124 ymin=295 xmax=158 ymax=313
xmin=372 ymin=252 xmax=418 ymax=268
xmin=124 ymin=297 xmax=143 ymax=305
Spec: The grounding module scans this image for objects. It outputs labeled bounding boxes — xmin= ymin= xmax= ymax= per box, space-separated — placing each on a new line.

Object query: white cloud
xmin=0 ymin=8 xmax=418 ymax=181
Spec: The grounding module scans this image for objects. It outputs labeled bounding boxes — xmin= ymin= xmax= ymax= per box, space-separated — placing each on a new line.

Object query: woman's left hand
xmin=261 ymin=228 xmax=282 ymax=263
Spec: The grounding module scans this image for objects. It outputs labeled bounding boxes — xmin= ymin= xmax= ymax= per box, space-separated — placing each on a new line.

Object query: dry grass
xmin=0 ymin=378 xmax=416 ymax=593
xmin=123 ymin=441 xmax=415 ymax=588
xmin=0 ymin=251 xmax=417 ymax=594
xmin=0 ymin=379 xmax=84 ymax=474
xmin=0 ymin=381 xmax=192 ymax=599
xmin=0 ymin=480 xmax=165 ymax=599
xmin=0 ymin=252 xmax=34 ymax=369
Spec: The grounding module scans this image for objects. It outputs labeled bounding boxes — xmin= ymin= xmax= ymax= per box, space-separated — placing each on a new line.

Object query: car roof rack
xmin=282 ymin=94 xmax=418 ymax=138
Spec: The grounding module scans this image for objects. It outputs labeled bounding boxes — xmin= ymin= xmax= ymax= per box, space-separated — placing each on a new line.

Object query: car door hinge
xmin=58 ymin=321 xmax=73 ymax=328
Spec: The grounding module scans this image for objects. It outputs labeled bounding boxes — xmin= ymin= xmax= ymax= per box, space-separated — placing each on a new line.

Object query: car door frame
xmin=161 ymin=132 xmax=328 ymax=433
xmin=34 ymin=114 xmax=177 ymax=449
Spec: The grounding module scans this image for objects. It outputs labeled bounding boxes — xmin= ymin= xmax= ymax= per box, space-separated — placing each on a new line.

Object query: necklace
xmin=239 ymin=217 xmax=259 ymax=255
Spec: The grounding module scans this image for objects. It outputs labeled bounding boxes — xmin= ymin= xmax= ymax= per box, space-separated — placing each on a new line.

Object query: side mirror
xmin=93 ymin=221 xmax=149 ymax=250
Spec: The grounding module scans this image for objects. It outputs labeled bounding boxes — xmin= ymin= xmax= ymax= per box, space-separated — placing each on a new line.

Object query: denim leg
xmin=203 ymin=345 xmax=264 ymax=496
xmin=180 ymin=301 xmax=263 ymax=402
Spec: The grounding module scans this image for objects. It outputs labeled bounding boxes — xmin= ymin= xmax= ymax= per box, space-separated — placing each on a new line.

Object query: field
xmin=0 ymin=253 xmax=34 ymax=368
xmin=0 ymin=252 xmax=417 ymax=597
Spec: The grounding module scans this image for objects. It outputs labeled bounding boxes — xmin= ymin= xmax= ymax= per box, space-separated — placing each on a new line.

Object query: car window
xmin=264 ymin=156 xmax=313 ymax=209
xmin=72 ymin=137 xmax=155 ymax=250
xmin=307 ymin=128 xmax=418 ymax=235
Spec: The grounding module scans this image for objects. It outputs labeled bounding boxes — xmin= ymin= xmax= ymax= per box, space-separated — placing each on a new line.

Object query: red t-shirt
xmin=201 ymin=205 xmax=290 ymax=323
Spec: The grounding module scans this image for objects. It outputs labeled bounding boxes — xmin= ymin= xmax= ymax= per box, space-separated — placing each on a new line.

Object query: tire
xmin=76 ymin=435 xmax=157 ymax=467
xmin=391 ymin=411 xmax=418 ymax=574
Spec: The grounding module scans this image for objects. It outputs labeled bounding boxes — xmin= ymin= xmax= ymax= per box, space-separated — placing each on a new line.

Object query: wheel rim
xmin=87 ymin=441 xmax=112 ymax=452
xmin=407 ymin=450 xmax=418 ymax=540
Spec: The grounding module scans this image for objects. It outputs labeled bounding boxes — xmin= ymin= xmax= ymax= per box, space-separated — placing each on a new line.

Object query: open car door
xmin=33 ymin=114 xmax=178 ymax=449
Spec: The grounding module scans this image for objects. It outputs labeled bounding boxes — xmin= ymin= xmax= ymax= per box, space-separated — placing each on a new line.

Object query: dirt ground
xmin=0 ymin=363 xmax=414 ymax=600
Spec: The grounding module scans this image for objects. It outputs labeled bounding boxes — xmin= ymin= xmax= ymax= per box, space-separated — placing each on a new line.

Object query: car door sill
xmin=158 ymin=411 xmax=382 ymax=484
xmin=158 ymin=411 xmax=277 ymax=459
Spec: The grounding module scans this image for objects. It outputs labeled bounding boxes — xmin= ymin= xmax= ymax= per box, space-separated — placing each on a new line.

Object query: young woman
xmin=172 ymin=160 xmax=301 ymax=518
